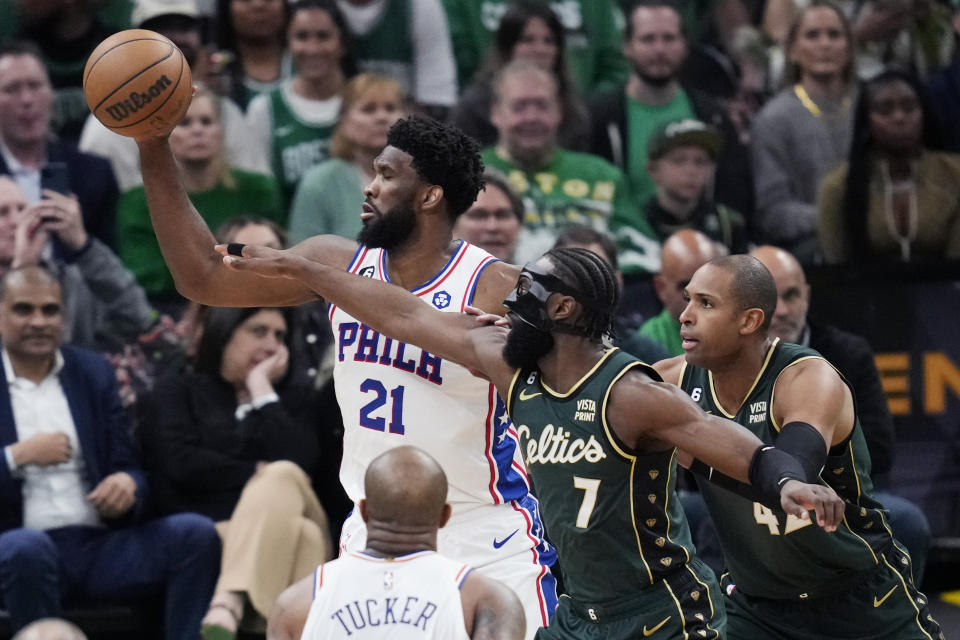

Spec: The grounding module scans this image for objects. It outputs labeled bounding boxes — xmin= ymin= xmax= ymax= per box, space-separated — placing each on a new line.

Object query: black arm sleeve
xmin=774 ymin=421 xmax=827 ymax=481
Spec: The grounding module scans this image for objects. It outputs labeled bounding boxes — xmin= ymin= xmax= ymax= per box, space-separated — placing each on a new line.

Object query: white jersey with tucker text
xmin=300 ymin=550 xmax=471 ymax=640
xmin=330 ymin=241 xmax=530 ymax=510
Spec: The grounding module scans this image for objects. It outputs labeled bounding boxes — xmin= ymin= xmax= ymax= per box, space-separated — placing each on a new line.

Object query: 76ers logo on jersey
xmin=432 ymin=291 xmax=451 ymax=309
xmin=359 ymin=266 xmax=376 ymax=278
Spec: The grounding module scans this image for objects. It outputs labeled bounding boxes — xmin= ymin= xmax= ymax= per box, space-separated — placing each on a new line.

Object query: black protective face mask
xmin=502 ymin=263 xmax=575 ymax=332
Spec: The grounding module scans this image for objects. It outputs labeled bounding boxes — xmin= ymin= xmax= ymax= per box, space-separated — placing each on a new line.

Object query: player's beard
xmin=356 ymin=200 xmax=418 ymax=250
xmin=502 ymin=320 xmax=555 ymax=371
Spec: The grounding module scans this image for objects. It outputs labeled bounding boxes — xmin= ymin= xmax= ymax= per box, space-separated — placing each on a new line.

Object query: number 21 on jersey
xmin=359 ymin=378 xmax=406 ymax=434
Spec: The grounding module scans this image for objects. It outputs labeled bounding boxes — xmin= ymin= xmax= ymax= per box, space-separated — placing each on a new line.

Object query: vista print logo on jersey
xmin=432 ymin=291 xmax=451 ymax=309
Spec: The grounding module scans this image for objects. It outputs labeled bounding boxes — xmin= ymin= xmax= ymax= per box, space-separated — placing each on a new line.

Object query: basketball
xmin=83 ymin=29 xmax=192 ymax=139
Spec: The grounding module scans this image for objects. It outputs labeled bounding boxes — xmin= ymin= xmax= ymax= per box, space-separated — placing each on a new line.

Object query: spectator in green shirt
xmin=635 ymin=228 xmax=723 ymax=356
xmin=440 ymin=0 xmax=628 ymax=93
xmin=481 ymin=60 xmax=659 ymax=272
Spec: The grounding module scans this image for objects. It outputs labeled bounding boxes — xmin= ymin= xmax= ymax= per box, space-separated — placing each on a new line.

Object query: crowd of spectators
xmin=0 ymin=0 xmax=958 ymax=636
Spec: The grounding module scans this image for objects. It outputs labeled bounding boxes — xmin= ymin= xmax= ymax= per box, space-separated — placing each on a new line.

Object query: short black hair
xmin=552 ymin=226 xmax=619 ymax=271
xmin=709 ymin=254 xmax=776 ymax=331
xmin=0 ymin=264 xmax=60 ymax=302
xmin=544 ymin=247 xmax=620 ymax=340
xmin=387 ymin=116 xmax=485 ymax=220
xmin=623 ymin=0 xmax=684 ymax=40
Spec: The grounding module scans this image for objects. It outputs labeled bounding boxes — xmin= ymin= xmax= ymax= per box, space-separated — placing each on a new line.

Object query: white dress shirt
xmin=3 ymin=348 xmax=102 ymax=530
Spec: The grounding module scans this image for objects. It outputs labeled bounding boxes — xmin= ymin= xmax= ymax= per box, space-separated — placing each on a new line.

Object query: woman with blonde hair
xmin=118 ymin=84 xmax=282 ymax=307
xmin=287 ymin=73 xmax=406 ymax=243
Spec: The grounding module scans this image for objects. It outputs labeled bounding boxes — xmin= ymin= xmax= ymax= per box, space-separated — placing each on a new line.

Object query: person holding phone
xmin=0 ymin=177 xmax=155 ymax=352
xmin=0 ymin=42 xmax=120 ymax=250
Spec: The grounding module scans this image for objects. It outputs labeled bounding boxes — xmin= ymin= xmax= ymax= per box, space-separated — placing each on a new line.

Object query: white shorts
xmin=340 ymin=496 xmax=557 ymax=639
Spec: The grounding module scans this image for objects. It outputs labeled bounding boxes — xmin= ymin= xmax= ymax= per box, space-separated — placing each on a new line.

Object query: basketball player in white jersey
xmin=135 ymin=116 xmax=556 ymax=636
xmin=268 ymin=446 xmax=525 ymax=640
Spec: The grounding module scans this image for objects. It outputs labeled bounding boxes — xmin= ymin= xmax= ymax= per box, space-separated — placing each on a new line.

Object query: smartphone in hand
xmin=40 ymin=162 xmax=71 ymax=196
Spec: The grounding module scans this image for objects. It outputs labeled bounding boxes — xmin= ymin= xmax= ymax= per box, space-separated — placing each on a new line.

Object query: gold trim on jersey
xmin=684 ymin=565 xmax=716 ymax=619
xmin=602 ymin=360 xmax=656 ymax=584
xmin=835 ymin=441 xmax=880 ymax=564
xmin=768 ymin=354 xmax=828 ymax=432
xmin=708 ymin=338 xmax=780 ymax=418
xmin=676 ymin=360 xmax=688 ymax=387
xmin=541 ymin=348 xmax=620 ymax=398
xmin=880 ymin=554 xmax=936 ymax=640
xmin=505 ymin=368 xmax=524 ymax=416
xmin=663 ymin=448 xmax=691 ymax=565
xmin=662 ymin=579 xmax=690 ymax=639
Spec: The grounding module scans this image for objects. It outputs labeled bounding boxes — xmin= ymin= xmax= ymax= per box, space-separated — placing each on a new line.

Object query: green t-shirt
xmin=118 ymin=169 xmax=282 ymax=298
xmin=288 ymin=158 xmax=365 ymax=244
xmin=353 ymin=0 xmax=414 ymax=94
xmin=626 ymin=91 xmax=694 ymax=209
xmin=441 ymin=0 xmax=627 ymax=92
xmin=637 ymin=308 xmax=682 ymax=357
xmin=481 ymin=147 xmax=657 ymax=271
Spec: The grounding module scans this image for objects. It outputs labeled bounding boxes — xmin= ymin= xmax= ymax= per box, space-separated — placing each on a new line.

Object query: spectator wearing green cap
xmin=644 ymin=118 xmax=747 ymax=253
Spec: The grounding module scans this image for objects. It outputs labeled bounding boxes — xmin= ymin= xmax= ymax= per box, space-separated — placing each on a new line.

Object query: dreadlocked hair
xmin=386 ymin=116 xmax=485 ymax=220
xmin=543 ymin=247 xmax=620 ymax=340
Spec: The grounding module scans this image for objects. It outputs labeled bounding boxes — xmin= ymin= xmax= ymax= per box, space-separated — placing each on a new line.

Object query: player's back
xmin=300 ymin=551 xmax=472 ymax=640
xmin=330 ymin=241 xmax=529 ymax=510
xmin=680 ymin=339 xmax=900 ymax=599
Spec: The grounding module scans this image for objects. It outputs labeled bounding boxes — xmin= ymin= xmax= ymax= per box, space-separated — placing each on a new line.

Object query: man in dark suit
xmin=0 ymin=41 xmax=118 ymax=250
xmin=0 ymin=265 xmax=220 ymax=638
xmin=751 ymin=245 xmax=932 ymax=583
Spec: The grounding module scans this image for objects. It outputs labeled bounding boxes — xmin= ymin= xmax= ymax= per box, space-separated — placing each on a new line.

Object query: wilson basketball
xmin=83 ymin=29 xmax=192 ymax=139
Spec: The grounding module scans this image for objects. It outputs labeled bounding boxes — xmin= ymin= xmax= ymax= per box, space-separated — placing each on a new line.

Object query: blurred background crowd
xmin=0 ymin=0 xmax=959 ymax=636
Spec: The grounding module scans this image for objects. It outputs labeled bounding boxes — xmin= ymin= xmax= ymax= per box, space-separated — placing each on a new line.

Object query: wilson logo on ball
xmin=103 ymin=74 xmax=173 ymax=121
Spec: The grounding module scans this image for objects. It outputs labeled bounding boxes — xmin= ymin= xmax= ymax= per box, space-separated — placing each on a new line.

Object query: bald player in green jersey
xmin=654 ymin=254 xmax=943 ymax=640
xmin=218 ymin=242 xmax=844 ymax=639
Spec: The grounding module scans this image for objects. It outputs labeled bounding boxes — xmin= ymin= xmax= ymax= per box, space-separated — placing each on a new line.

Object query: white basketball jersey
xmin=300 ymin=551 xmax=472 ymax=640
xmin=330 ymin=241 xmax=530 ymax=509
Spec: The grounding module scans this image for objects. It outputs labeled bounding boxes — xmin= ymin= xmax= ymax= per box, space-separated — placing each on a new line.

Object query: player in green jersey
xmin=218 ymin=243 xmax=844 ymax=639
xmin=654 ymin=254 xmax=943 ymax=640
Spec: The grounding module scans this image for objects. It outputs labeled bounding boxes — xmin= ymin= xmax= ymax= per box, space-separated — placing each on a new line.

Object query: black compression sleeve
xmin=689 ymin=459 xmax=763 ymax=502
xmin=774 ymin=421 xmax=827 ymax=481
xmin=748 ymin=446 xmax=807 ymax=508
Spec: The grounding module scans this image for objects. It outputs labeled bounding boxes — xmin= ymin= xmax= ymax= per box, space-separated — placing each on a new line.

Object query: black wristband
xmin=226 ymin=242 xmax=246 ymax=257
xmin=748 ymin=445 xmax=806 ymax=508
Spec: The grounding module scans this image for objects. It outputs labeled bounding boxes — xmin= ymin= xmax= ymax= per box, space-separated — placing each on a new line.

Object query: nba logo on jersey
xmin=432 ymin=291 xmax=451 ymax=309
xmin=359 ymin=266 xmax=376 ymax=278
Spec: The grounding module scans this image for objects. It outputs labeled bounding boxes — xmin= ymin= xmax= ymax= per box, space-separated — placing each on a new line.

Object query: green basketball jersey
xmin=267 ymin=88 xmax=336 ymax=203
xmin=352 ymin=0 xmax=415 ymax=95
xmin=507 ymin=348 xmax=700 ymax=604
xmin=679 ymin=339 xmax=900 ymax=599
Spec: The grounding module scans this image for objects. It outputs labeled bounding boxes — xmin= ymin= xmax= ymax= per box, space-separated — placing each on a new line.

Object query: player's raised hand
xmin=779 ymin=480 xmax=844 ymax=532
xmin=216 ymin=243 xmax=302 ymax=279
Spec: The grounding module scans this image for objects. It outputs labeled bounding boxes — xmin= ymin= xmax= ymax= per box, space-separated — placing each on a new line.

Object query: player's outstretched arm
xmin=607 ymin=372 xmax=844 ymax=529
xmin=266 ymin=574 xmax=313 ymax=640
xmin=461 ymin=571 xmax=526 ymax=640
xmin=135 ymin=137 xmax=357 ymax=306
xmin=221 ymin=244 xmax=518 ymax=391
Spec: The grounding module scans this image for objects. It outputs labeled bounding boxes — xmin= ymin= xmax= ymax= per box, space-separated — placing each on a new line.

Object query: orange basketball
xmin=83 ymin=29 xmax=192 ymax=139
